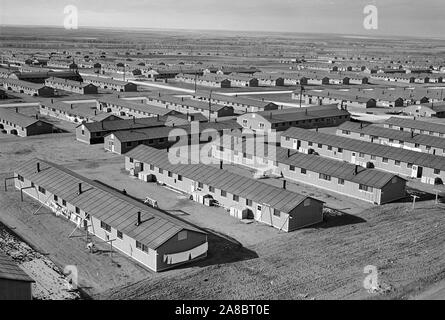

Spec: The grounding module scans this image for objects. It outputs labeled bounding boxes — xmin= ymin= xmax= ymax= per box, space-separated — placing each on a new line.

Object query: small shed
xmin=0 ymin=252 xmax=34 ymax=300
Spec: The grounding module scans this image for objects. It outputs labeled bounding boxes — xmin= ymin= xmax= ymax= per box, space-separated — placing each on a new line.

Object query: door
xmin=351 ymin=152 xmax=356 ymax=164
xmin=255 ymin=205 xmax=262 ymax=221
xmin=411 ymin=165 xmax=418 ymax=178
xmin=292 ymin=139 xmax=301 ymax=150
xmin=417 ymin=166 xmax=423 ymax=179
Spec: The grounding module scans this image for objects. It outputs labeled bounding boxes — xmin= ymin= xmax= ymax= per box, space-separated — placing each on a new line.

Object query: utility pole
xmin=194 ymin=73 xmax=197 ymax=93
xmin=299 ymin=85 xmax=305 ymax=108
xmin=208 ymin=90 xmax=212 ymax=122
xmin=123 ymin=64 xmax=126 ymax=82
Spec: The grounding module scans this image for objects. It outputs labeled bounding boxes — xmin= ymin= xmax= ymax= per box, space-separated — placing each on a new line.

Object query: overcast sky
xmin=1 ymin=0 xmax=444 ymax=38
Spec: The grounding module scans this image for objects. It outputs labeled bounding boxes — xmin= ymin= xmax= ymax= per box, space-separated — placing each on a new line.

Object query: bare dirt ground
xmin=97 ymin=201 xmax=445 ymax=300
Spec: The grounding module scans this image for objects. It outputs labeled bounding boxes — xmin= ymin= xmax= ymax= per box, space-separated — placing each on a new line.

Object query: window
xmin=415 ymin=143 xmax=420 ymax=148
xmin=273 ymin=209 xmax=281 ymax=217
xmin=75 ymin=207 xmax=80 ymax=214
xmin=149 ymin=164 xmax=154 ymax=170
xmin=136 ymin=241 xmax=148 ymax=252
xmin=198 ymin=182 xmax=203 ymax=188
xmin=289 ymin=165 xmax=295 ymax=171
xmin=308 ymin=142 xmax=313 ymax=146
xmin=257 ymin=205 xmax=262 ymax=211
xmin=301 ymin=168 xmax=307 ymax=174
xmin=81 ymin=129 xmax=85 ymax=135
xmin=371 ymin=155 xmax=376 ymax=160
xmin=317 ymin=144 xmax=322 ymax=148
xmin=178 ymin=230 xmax=187 ymax=241
xmin=168 ymin=171 xmax=173 ymax=177
xmin=337 ymin=148 xmax=343 ymax=153
xmin=62 ymin=199 xmax=66 ymax=206
xmin=359 ymin=184 xmax=373 ymax=192
xmin=328 ymin=145 xmax=332 ymax=151
xmin=259 ymin=122 xmax=265 ymax=129
xmin=382 ymin=157 xmax=388 ymax=163
xmin=233 ymin=195 xmax=239 ymax=202
xmin=53 ymin=195 xmax=58 ymax=202
xmin=31 ymin=182 xmax=35 ymax=187
xmin=359 ymin=153 xmax=365 ymax=158
xmin=221 ymin=190 xmax=227 ymax=197
xmin=100 ymin=221 xmax=111 ymax=232
xmin=242 ymin=119 xmax=248 ymax=127
xmin=158 ymin=168 xmax=163 ymax=174
xmin=303 ymin=199 xmax=311 ymax=207
xmin=178 ymin=175 xmax=183 ymax=181
xmin=342 ymin=130 xmax=350 ymax=135
xmin=338 ymin=178 xmax=345 ymax=185
xmin=209 ymin=186 xmax=215 ymax=193
xmin=319 ymin=173 xmax=331 ymax=181
xmin=117 ymin=230 xmax=123 ymax=239
xmin=395 ymin=160 xmax=401 ymax=166
xmin=246 ymin=199 xmax=252 ymax=206
xmin=407 ymin=163 xmax=413 ymax=169
xmin=126 ymin=142 xmax=132 ymax=147
xmin=434 ymin=169 xmax=440 ymax=175
xmin=129 ymin=158 xmax=133 ymax=163
xmin=17 ymin=174 xmax=24 ymax=182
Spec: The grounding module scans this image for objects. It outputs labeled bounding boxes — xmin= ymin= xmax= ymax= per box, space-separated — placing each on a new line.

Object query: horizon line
xmin=1 ymin=23 xmax=444 ymax=41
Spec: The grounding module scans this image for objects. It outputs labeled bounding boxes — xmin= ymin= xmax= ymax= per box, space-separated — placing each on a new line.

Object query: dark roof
xmin=82 ymin=75 xmax=135 ymax=87
xmin=282 ymin=127 xmax=445 ymax=170
xmin=126 ymin=145 xmax=320 ymax=213
xmin=98 ymin=96 xmax=176 ymax=116
xmin=110 ymin=120 xmax=240 ymax=143
xmin=81 ymin=116 xmax=167 ymax=133
xmin=0 ymin=252 xmax=34 ymax=282
xmin=45 ymin=77 xmax=93 ymax=89
xmin=146 ymin=94 xmax=230 ymax=112
xmin=243 ymin=105 xmax=350 ymax=124
xmin=2 ymin=78 xmax=47 ymax=89
xmin=192 ymin=91 xmax=279 ymax=109
xmin=42 ymin=101 xmax=98 ymax=118
xmin=14 ymin=158 xmax=205 ymax=249
xmin=0 ymin=108 xmax=44 ymax=127
xmin=216 ymin=135 xmax=403 ymax=189
xmin=384 ymin=117 xmax=445 ymax=135
xmin=338 ymin=121 xmax=445 ymax=150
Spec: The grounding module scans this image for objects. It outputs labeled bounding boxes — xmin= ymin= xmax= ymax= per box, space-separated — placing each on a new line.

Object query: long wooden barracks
xmin=281 ymin=127 xmax=445 ymax=185
xmin=212 ymin=132 xmax=407 ymax=204
xmin=125 ymin=145 xmax=324 ymax=232
xmin=14 ymin=158 xmax=208 ymax=272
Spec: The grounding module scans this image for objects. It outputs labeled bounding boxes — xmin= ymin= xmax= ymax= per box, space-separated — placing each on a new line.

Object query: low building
xmin=0 ymin=108 xmax=55 ymax=137
xmin=253 ymin=73 xmax=285 ymax=86
xmin=45 ymin=77 xmax=98 ymax=95
xmin=191 ymin=92 xmax=278 ymax=113
xmin=8 ymin=70 xmax=82 ymax=83
xmin=175 ymin=73 xmax=231 ymax=88
xmin=104 ymin=120 xmax=240 ymax=154
xmin=82 ymin=76 xmax=138 ymax=92
xmin=2 ymin=79 xmax=54 ymax=97
xmin=384 ymin=117 xmax=445 ymax=137
xmin=0 ymin=252 xmax=34 ymax=300
xmin=403 ymin=102 xmax=445 ymax=118
xmin=14 ymin=158 xmax=208 ymax=272
xmin=281 ymin=127 xmax=445 ymax=185
xmin=237 ymin=105 xmax=350 ymax=132
xmin=212 ymin=133 xmax=406 ymax=204
xmin=76 ymin=116 xmax=168 ymax=144
xmin=40 ymin=102 xmax=104 ymax=123
xmin=145 ymin=94 xmax=235 ymax=119
xmin=225 ymin=73 xmax=259 ymax=87
xmin=337 ymin=121 xmax=445 ymax=157
xmin=97 ymin=96 xmax=182 ymax=118
xmin=125 ymin=145 xmax=324 ymax=232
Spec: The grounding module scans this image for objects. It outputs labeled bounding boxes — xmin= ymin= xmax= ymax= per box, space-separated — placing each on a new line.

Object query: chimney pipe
xmin=15 ymin=107 xmax=18 ymax=113
xmin=133 ymin=116 xmax=135 ymax=124
xmin=354 ymin=165 xmax=358 ymax=175
xmin=37 ymin=162 xmax=40 ymax=172
xmin=35 ymin=114 xmax=38 ymax=120
xmin=136 ymin=211 xmax=141 ymax=226
xmin=219 ymin=160 xmax=223 ymax=169
xmin=283 ymin=180 xmax=287 ymax=190
xmin=78 ymin=183 xmax=82 ymax=195
xmin=157 ymin=115 xmax=159 ymax=121
xmin=287 ymin=149 xmax=290 ymax=157
xmin=360 ymin=122 xmax=363 ymax=129
xmin=411 ymin=130 xmax=414 ymax=138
